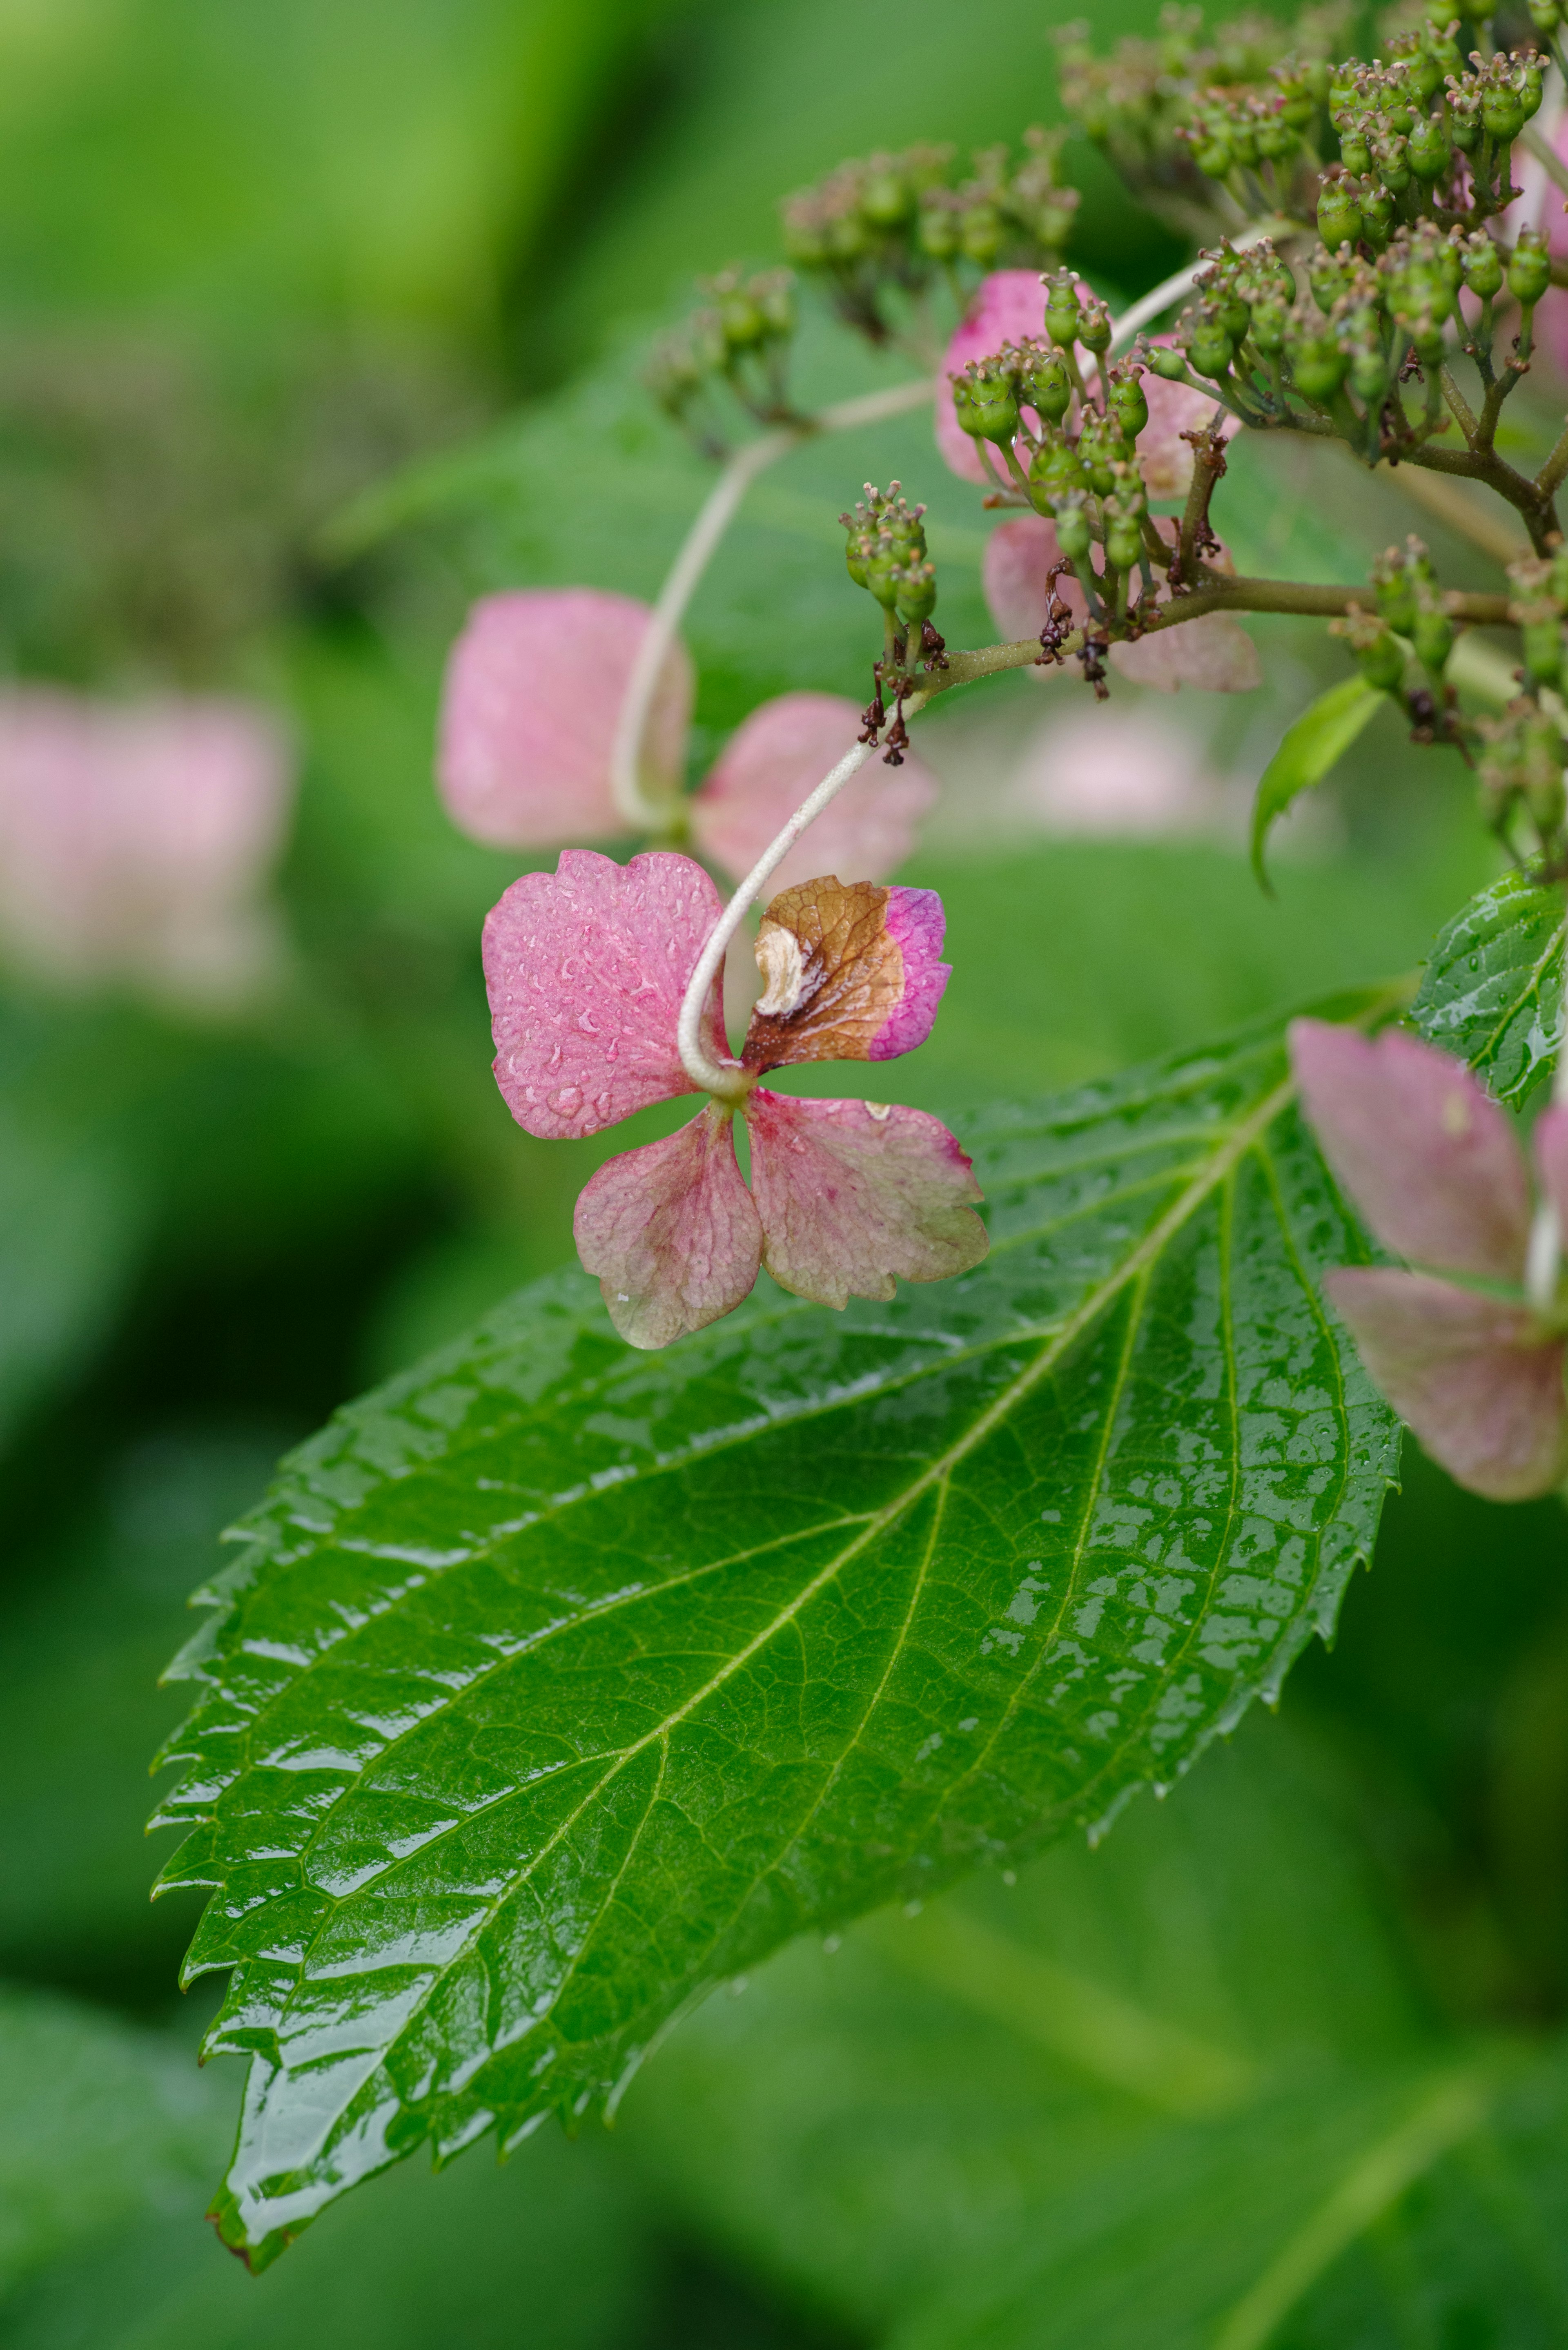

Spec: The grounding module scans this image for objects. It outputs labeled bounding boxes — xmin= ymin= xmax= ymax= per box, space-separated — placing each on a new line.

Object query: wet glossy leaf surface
xmin=1412 ymin=871 xmax=1566 ymax=1106
xmin=156 ymin=999 xmax=1401 ymax=2263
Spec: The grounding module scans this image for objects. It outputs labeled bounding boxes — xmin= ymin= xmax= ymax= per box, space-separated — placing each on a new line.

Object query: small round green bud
xmin=1247 ymin=296 xmax=1287 ymax=354
xmin=1521 ymin=60 xmax=1546 ymax=123
xmin=1316 ymin=176 xmax=1363 ymax=249
xmin=1406 ymin=49 xmax=1444 ymax=104
xmin=860 ymin=534 xmax=904 ymax=611
xmin=1480 ymin=80 xmax=1526 ymax=143
xmin=1411 ymin=312 xmax=1448 ymax=365
xmin=1412 ymin=600 xmax=1454 ymax=676
xmin=1107 ymin=369 xmax=1149 ymax=439
xmin=1359 ymin=184 xmax=1395 ymax=250
xmin=895 ymin=560 xmax=938 ymax=627
xmin=1149 ymin=344 xmax=1189 ymax=381
xmin=1349 ymin=343 xmax=1389 ymax=402
xmin=1523 ymin=614 xmax=1565 ymax=689
xmin=1338 ymin=122 xmax=1372 ymax=176
xmin=1508 ymin=226 xmax=1551 ymax=308
xmin=1373 ymin=132 xmax=1412 ymax=194
xmin=1018 ymin=343 xmax=1073 ymax=425
xmin=1052 ymin=495 xmax=1093 ymax=563
xmin=1183 ymin=305 xmax=1236 ymax=381
xmin=1528 ymin=0 xmax=1561 ymax=34
xmin=1407 ymin=110 xmax=1452 ymax=182
xmin=1256 ymin=109 xmax=1296 ymax=162
xmin=1076 ymin=410 xmax=1129 ymax=495
xmin=1461 ymin=234 xmax=1502 ymax=299
xmin=1194 ymin=134 xmax=1234 ymax=178
xmin=1028 ymin=434 xmax=1089 ymax=502
xmin=951 ymin=362 xmax=1020 ymax=447
xmin=1044 ymin=273 xmax=1083 ymax=350
xmin=1076 ymin=299 xmax=1113 ymax=356
xmin=1357 ymin=626 xmax=1408 ymax=693
xmin=1287 ymin=328 xmax=1349 ymax=403
xmin=1104 ymin=507 xmax=1145 ymax=571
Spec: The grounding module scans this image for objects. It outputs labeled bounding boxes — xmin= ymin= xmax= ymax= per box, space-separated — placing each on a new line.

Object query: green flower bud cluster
xmin=1371 ymin=535 xmax=1439 ymax=636
xmin=1506 ymin=547 xmax=1568 ymax=696
xmin=840 ymin=482 xmax=939 ymax=634
xmin=1330 ymin=603 xmax=1408 ymax=694
xmin=1174 ymin=237 xmax=1298 ymax=385
xmin=780 ymin=132 xmax=1079 ymax=343
xmin=646 ymin=268 xmax=798 ymax=450
xmin=1477 ymin=701 xmax=1568 ymax=858
xmin=1100 ymin=461 xmax=1150 ymax=573
xmin=1321 ymin=40 xmax=1542 ymax=237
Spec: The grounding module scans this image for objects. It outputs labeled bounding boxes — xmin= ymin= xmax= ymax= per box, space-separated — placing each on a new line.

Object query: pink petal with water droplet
xmin=690 ymin=691 xmax=936 ymax=895
xmin=982 ymin=514 xmax=1255 ymax=691
xmin=935 ymin=271 xmax=1052 ymax=485
xmin=484 ymin=848 xmax=729 ymax=1139
xmin=1326 ymin=1266 xmax=1568 ymax=1501
xmin=575 ymin=1104 xmax=762 ymax=1349
xmin=1291 ymin=1020 xmax=1532 ymax=1283
xmin=744 ymin=1091 xmax=987 ymax=1308
xmin=437 ymin=589 xmax=693 ymax=848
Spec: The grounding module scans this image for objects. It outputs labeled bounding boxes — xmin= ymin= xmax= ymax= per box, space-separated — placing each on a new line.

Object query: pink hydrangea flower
xmin=1291 ymin=1018 xmax=1568 ymax=1501
xmin=438 ymin=590 xmax=936 ymax=890
xmin=983 ymin=514 xmax=1261 ymax=693
xmin=484 ymin=849 xmax=988 ymax=1347
xmin=935 ymin=271 xmax=1216 ymax=500
xmin=0 ymin=687 xmax=292 ymax=1001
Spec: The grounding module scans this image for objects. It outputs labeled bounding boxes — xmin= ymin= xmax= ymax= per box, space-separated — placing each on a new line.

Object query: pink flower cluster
xmin=1292 ymin=1019 xmax=1568 ymax=1501
xmin=485 ymin=850 xmax=988 ymax=1347
xmin=439 ymin=588 xmax=936 ymax=896
xmin=0 ymin=687 xmax=292 ymax=1002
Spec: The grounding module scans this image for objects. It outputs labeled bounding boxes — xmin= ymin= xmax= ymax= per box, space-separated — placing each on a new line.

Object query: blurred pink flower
xmin=0 ymin=688 xmax=292 ymax=1002
xmin=1006 ymin=707 xmax=1220 ymax=837
xmin=484 ymin=849 xmax=987 ymax=1347
xmin=935 ymin=271 xmax=1216 ymax=501
xmin=438 ymin=590 xmax=937 ymax=892
xmin=1291 ymin=1018 xmax=1568 ymax=1501
xmin=983 ymin=514 xmax=1261 ymax=692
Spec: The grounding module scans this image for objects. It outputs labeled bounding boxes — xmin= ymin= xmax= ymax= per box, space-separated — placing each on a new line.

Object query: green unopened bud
xmin=1076 ymin=298 xmax=1113 ymax=357
xmin=1412 ymin=598 xmax=1454 ymax=677
xmin=1018 ymin=343 xmax=1073 ymax=425
xmin=1104 ymin=504 xmax=1145 ymax=571
xmin=1411 ymin=312 xmax=1448 ymax=365
xmin=1106 ymin=367 xmax=1149 ymax=439
xmin=1194 ymin=133 xmax=1234 ymax=178
xmin=951 ymin=361 xmax=1020 ymax=447
xmin=1481 ymin=80 xmax=1526 ymax=143
xmin=1522 ymin=613 xmax=1565 ymax=689
xmin=894 ymin=559 xmax=938 ymax=627
xmin=1406 ymin=49 xmax=1445 ymax=104
xmin=1028 ymin=433 xmax=1089 ymax=502
xmin=1148 ymin=343 xmax=1190 ymax=381
xmin=1248 ymin=295 xmax=1289 ymax=355
xmin=1256 ymin=108 xmax=1296 ymax=162
xmin=1529 ymin=0 xmax=1561 ymax=36
xmin=1317 ymin=176 xmax=1363 ymax=249
xmin=860 ymin=533 xmax=904 ymax=609
xmin=1183 ymin=305 xmax=1236 ymax=381
xmin=1449 ymin=93 xmax=1481 ymax=154
xmin=1508 ymin=225 xmax=1551 ymax=308
xmin=1521 ymin=60 xmax=1546 ymax=123
xmin=1359 ymin=185 xmax=1395 ymax=250
xmin=1077 ymin=409 xmax=1129 ymax=494
xmin=1044 ymin=271 xmax=1082 ymax=349
xmin=1407 ymin=110 xmax=1452 ymax=182
xmin=1287 ymin=327 xmax=1348 ymax=403
xmin=1052 ymin=493 xmax=1093 ymax=563
xmin=1357 ymin=625 xmax=1408 ymax=692
xmin=1349 ymin=342 xmax=1389 ymax=402
xmin=1338 ymin=122 xmax=1372 ymax=176
xmin=1372 ymin=132 xmax=1412 ymax=194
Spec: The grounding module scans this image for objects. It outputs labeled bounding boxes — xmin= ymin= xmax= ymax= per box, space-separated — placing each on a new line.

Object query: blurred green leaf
xmin=154 ymin=994 xmax=1399 ymax=2264
xmin=1250 ymin=678 xmax=1385 ymax=893
xmin=1411 ymin=871 xmax=1566 ymax=1107
xmin=0 ymin=1985 xmax=228 ymax=2299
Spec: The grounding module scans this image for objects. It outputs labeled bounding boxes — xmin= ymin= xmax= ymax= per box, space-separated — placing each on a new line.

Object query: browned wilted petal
xmin=740 ymin=876 xmax=949 ymax=1074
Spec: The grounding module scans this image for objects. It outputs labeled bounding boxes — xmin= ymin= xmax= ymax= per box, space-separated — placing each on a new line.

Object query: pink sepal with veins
xmin=690 ymin=691 xmax=936 ymax=895
xmin=483 ymin=852 xmax=987 ymax=1347
xmin=984 ymin=515 xmax=1260 ymax=693
xmin=1290 ymin=1018 xmax=1568 ymax=1501
xmin=437 ymin=588 xmax=694 ymax=848
xmin=484 ymin=849 xmax=727 ymax=1139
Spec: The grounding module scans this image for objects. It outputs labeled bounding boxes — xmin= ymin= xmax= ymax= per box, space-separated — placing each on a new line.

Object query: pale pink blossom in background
xmin=0 ymin=688 xmax=292 ymax=1003
xmin=437 ymin=591 xmax=936 ymax=887
xmin=983 ymin=513 xmax=1261 ymax=693
xmin=483 ymin=850 xmax=986 ymax=1347
xmin=1004 ymin=705 xmax=1220 ymax=837
xmin=935 ymin=271 xmax=1217 ymax=500
xmin=1534 ymin=103 xmax=1568 ymax=377
xmin=1292 ymin=1018 xmax=1568 ymax=1502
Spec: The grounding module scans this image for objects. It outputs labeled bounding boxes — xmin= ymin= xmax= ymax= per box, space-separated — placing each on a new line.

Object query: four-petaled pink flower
xmin=1291 ymin=1018 xmax=1568 ymax=1501
xmin=439 ymin=588 xmax=937 ymax=897
xmin=484 ymin=849 xmax=989 ymax=1348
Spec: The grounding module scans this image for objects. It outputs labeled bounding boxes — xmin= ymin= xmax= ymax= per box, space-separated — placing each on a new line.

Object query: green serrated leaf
xmin=156 ymin=996 xmax=1402 ymax=2265
xmin=1410 ymin=870 xmax=1567 ymax=1106
xmin=1250 ymin=678 xmax=1385 ymax=894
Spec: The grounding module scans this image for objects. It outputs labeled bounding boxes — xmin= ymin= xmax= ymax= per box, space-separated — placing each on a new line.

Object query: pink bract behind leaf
xmin=935 ymin=270 xmax=1053 ymax=485
xmin=1325 ymin=1266 xmax=1568 ymax=1501
xmin=484 ymin=848 xmax=728 ymax=1140
xmin=575 ymin=1104 xmax=762 ymax=1349
xmin=690 ymin=691 xmax=936 ymax=895
xmin=745 ymin=1090 xmax=987 ymax=1308
xmin=982 ymin=515 xmax=1258 ymax=693
xmin=0 ymin=688 xmax=292 ymax=999
xmin=1290 ymin=1020 xmax=1533 ymax=1284
xmin=437 ymin=588 xmax=694 ymax=849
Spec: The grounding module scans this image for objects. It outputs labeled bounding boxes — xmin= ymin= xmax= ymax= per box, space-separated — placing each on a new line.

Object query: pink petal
xmin=1533 ymin=1104 xmax=1568 ymax=1235
xmin=1137 ymin=343 xmax=1222 ymax=500
xmin=1111 ymin=615 xmax=1260 ymax=693
xmin=0 ymin=687 xmax=291 ymax=993
xmin=936 ymin=270 xmax=1052 ymax=485
xmin=745 ymin=1091 xmax=988 ymax=1308
xmin=484 ymin=848 xmax=728 ymax=1139
xmin=690 ymin=691 xmax=936 ymax=894
xmin=437 ymin=589 xmax=694 ymax=849
xmin=1326 ymin=1266 xmax=1568 ymax=1501
xmin=1290 ymin=1019 xmax=1532 ymax=1283
xmin=982 ymin=514 xmax=1257 ymax=691
xmin=575 ymin=1105 xmax=762 ymax=1349
xmin=741 ymin=877 xmax=950 ymax=1073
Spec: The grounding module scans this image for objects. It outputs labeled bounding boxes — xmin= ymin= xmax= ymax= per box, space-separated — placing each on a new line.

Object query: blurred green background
xmin=3 ymin=0 xmax=1568 ymax=2342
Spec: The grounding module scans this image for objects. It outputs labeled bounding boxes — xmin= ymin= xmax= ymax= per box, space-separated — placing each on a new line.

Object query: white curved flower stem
xmin=610 ymin=376 xmax=939 ymax=829
xmin=674 ymin=716 xmax=928 ymax=1096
